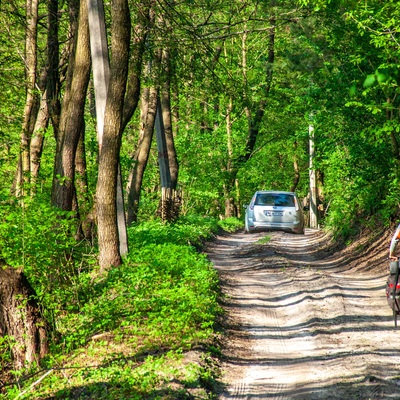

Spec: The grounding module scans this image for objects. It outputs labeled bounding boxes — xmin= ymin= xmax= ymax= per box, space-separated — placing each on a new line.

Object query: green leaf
xmin=376 ymin=70 xmax=389 ymax=83
xmin=363 ymin=74 xmax=376 ymax=88
xmin=349 ymin=84 xmax=357 ymax=96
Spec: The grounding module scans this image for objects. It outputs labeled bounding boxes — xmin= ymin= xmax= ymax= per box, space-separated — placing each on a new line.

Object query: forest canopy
xmin=0 ymin=0 xmax=400 ymax=395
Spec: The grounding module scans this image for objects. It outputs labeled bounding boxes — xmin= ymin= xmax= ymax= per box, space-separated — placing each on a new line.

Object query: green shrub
xmin=4 ymin=215 xmax=224 ymax=399
xmin=59 ymin=243 xmax=220 ymax=352
xmin=218 ymin=217 xmax=243 ymax=232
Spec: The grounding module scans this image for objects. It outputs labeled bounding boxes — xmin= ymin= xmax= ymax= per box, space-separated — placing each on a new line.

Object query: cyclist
xmin=389 ymin=224 xmax=400 ymax=260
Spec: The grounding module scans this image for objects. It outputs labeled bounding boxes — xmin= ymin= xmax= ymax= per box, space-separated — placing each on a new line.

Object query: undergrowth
xmin=0 ymin=212 xmax=243 ymax=399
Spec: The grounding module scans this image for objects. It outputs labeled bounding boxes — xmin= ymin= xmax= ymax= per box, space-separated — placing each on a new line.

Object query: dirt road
xmin=207 ymin=229 xmax=400 ymax=399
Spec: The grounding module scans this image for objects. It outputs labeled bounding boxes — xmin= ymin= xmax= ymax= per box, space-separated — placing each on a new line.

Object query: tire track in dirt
xmin=207 ymin=229 xmax=400 ymax=399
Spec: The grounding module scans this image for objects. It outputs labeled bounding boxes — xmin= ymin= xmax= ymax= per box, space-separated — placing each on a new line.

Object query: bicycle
xmin=387 ymin=260 xmax=400 ymax=327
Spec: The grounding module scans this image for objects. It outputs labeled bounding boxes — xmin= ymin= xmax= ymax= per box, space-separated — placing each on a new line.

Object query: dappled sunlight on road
xmin=208 ymin=230 xmax=400 ymax=399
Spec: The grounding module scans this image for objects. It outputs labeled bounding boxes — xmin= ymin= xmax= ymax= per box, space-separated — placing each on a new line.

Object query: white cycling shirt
xmin=389 ymin=224 xmax=400 ymax=259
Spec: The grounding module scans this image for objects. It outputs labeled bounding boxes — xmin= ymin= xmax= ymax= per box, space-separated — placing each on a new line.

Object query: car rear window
xmin=255 ymin=193 xmax=295 ymax=207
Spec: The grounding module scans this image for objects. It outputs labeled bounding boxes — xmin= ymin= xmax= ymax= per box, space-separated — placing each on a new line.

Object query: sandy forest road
xmin=206 ymin=228 xmax=400 ymax=399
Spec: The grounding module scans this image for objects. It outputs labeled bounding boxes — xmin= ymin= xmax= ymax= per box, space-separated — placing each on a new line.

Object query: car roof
xmin=255 ymin=190 xmax=296 ymax=195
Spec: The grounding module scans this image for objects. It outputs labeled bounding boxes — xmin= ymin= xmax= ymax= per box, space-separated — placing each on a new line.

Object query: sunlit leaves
xmin=363 ymin=74 xmax=376 ymax=88
xmin=295 ymin=0 xmax=331 ymax=11
xmin=363 ymin=68 xmax=399 ymax=88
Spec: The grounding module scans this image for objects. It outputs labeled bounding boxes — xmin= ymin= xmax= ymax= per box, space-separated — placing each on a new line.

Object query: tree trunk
xmin=75 ymin=126 xmax=94 ymax=242
xmin=51 ymin=0 xmax=91 ymax=211
xmin=161 ymin=49 xmax=179 ymax=189
xmin=290 ymin=141 xmax=300 ymax=193
xmin=15 ymin=0 xmax=39 ymax=197
xmin=47 ymin=0 xmax=61 ymax=138
xmin=96 ymin=0 xmax=131 ymax=271
xmin=30 ymin=88 xmax=50 ymax=193
xmin=0 ymin=262 xmax=48 ymax=369
xmin=155 ymin=96 xmax=171 ymax=189
xmin=309 ymin=120 xmax=318 ymax=229
xmin=126 ymin=86 xmax=158 ymax=225
xmin=121 ymin=0 xmax=152 ymax=130
xmin=224 ymin=97 xmax=237 ymax=218
xmin=88 ymin=0 xmax=129 ymax=257
xmin=241 ymin=20 xmax=275 ymax=165
xmin=87 ymin=0 xmax=110 ymax=148
xmin=15 ymin=58 xmax=51 ymax=196
xmin=223 ymin=22 xmax=275 ymax=217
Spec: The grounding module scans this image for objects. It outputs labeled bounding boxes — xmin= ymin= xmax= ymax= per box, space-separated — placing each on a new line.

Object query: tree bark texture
xmin=223 ymin=97 xmax=237 ymax=218
xmin=290 ymin=141 xmax=300 ymax=193
xmin=74 ymin=127 xmax=94 ymax=242
xmin=96 ymin=0 xmax=131 ymax=271
xmin=16 ymin=0 xmax=39 ymax=196
xmin=0 ymin=262 xmax=48 ymax=369
xmin=242 ymin=20 xmax=275 ymax=164
xmin=51 ymin=0 xmax=91 ymax=211
xmin=161 ymin=49 xmax=179 ymax=189
xmin=222 ymin=20 xmax=275 ymax=217
xmin=47 ymin=0 xmax=61 ymax=138
xmin=88 ymin=0 xmax=129 ymax=257
xmin=126 ymin=86 xmax=158 ymax=225
xmin=309 ymin=122 xmax=318 ymax=229
xmin=30 ymin=87 xmax=50 ymax=193
xmin=87 ymin=0 xmax=110 ymax=149
xmin=121 ymin=0 xmax=153 ymax=130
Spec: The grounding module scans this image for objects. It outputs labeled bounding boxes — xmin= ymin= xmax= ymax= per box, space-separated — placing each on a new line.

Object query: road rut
xmin=207 ymin=229 xmax=400 ymax=399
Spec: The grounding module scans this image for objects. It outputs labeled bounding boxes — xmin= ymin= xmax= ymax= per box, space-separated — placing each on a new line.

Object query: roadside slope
xmin=207 ymin=229 xmax=400 ymax=399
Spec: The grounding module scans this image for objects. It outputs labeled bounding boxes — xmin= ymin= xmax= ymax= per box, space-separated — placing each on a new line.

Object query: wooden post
xmin=155 ymin=96 xmax=173 ymax=221
xmin=309 ymin=118 xmax=318 ymax=229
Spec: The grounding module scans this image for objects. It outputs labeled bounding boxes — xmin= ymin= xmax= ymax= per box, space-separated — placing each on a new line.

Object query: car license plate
xmin=264 ymin=211 xmax=283 ymax=216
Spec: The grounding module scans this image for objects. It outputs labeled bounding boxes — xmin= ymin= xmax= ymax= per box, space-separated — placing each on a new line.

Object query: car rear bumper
xmin=248 ymin=220 xmax=304 ymax=233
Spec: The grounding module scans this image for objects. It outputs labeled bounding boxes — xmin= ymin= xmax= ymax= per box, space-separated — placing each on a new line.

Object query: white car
xmin=244 ymin=191 xmax=306 ymax=234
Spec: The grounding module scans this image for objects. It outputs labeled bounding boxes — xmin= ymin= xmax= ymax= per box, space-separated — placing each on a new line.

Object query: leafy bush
xmin=5 ymin=217 xmax=224 ymax=399
xmin=320 ymin=131 xmax=392 ymax=238
xmin=128 ymin=215 xmax=220 ymax=248
xmin=218 ymin=217 xmax=243 ymax=232
xmin=0 ymin=192 xmax=95 ymax=328
xmin=60 ymin=243 xmax=221 ymax=351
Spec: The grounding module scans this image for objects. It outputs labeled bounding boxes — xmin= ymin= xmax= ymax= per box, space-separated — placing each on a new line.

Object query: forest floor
xmin=206 ymin=227 xmax=400 ymax=399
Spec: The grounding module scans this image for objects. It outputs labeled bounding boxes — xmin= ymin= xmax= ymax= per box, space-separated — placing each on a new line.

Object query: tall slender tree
xmin=96 ymin=0 xmax=131 ymax=271
xmin=126 ymin=85 xmax=158 ymax=225
xmin=88 ymin=0 xmax=129 ymax=256
xmin=51 ymin=0 xmax=91 ymax=212
xmin=15 ymin=0 xmax=39 ymax=197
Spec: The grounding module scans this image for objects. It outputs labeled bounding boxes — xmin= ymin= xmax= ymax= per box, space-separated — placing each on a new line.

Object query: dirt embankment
xmin=206 ymin=228 xmax=400 ymax=400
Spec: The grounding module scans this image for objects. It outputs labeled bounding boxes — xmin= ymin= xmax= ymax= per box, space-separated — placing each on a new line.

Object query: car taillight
xmin=294 ymin=197 xmax=300 ymax=211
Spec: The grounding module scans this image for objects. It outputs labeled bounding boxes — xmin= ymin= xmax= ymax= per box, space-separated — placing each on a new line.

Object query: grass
xmin=257 ymin=235 xmax=272 ymax=244
xmin=0 ymin=216 xmax=243 ymax=399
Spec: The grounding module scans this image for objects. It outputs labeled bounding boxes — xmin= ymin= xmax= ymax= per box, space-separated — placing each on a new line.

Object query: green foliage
xmin=4 ymin=0 xmax=400 ymax=395
xmin=0 ymin=336 xmax=14 ymax=371
xmin=7 ymin=352 xmax=214 ymax=399
xmin=128 ymin=216 xmax=220 ymax=248
xmin=4 ymin=218 xmax=223 ymax=399
xmin=60 ymin=242 xmax=220 ymax=351
xmin=318 ymin=118 xmax=393 ymax=237
xmin=218 ymin=217 xmax=243 ymax=233
xmin=257 ymin=235 xmax=271 ymax=245
xmin=0 ymin=191 xmax=97 ymax=334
